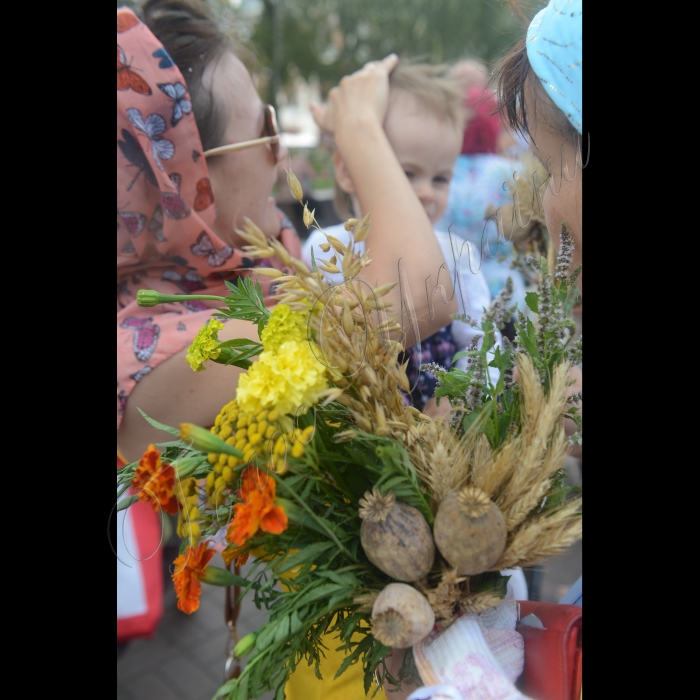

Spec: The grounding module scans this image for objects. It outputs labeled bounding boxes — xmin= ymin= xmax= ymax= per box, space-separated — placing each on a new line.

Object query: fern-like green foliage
xmin=216 ymin=277 xmax=272 ymax=339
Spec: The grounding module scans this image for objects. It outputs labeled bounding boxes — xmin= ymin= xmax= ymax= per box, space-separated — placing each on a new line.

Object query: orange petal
xmin=228 ymin=504 xmax=261 ymax=545
xmin=260 ymin=505 xmax=288 ymax=535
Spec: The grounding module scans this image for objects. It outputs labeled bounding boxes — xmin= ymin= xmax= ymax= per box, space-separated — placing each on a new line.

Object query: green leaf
xmin=274 ymin=542 xmax=335 ymax=574
xmin=517 ymin=318 xmax=542 ymax=362
xmin=289 ymin=609 xmax=303 ymax=635
xmin=210 ymin=678 xmax=238 ymax=700
xmin=255 ymin=621 xmax=280 ymax=652
xmin=137 ymin=408 xmax=180 ymax=437
xmin=220 ymin=277 xmax=271 ymax=328
xmin=292 ymin=582 xmax=347 ymax=607
xmin=462 ymin=409 xmax=482 ymax=434
xmin=470 ymin=571 xmax=509 ymax=598
xmin=116 ymin=495 xmax=139 ymax=511
xmin=452 ymin=349 xmax=480 ymax=362
xmin=216 ymin=338 xmax=264 ymax=349
xmin=274 ymin=615 xmax=292 ymax=644
xmin=310 ymin=246 xmax=318 ymax=273
xmin=525 ymin=291 xmax=539 ymax=314
xmin=316 ymin=570 xmax=361 ymax=587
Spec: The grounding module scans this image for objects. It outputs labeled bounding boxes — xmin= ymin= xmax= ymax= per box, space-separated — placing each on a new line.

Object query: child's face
xmin=384 ymin=90 xmax=463 ymax=226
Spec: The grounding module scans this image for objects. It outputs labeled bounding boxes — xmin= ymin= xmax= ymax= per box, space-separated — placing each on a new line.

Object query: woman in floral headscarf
xmin=118 ymin=0 xmax=457 ymax=464
xmin=117 ymin=0 xmax=301 ymax=643
xmin=117 ymin=0 xmax=303 ymax=459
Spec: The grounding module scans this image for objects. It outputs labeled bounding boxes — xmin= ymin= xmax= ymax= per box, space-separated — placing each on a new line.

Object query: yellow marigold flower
xmin=185 ymin=319 xmax=224 ymax=372
xmin=237 ymin=340 xmax=328 ymax=417
xmin=260 ymin=304 xmax=308 ymax=353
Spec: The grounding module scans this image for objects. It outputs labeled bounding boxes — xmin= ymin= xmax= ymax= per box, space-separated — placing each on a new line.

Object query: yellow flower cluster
xmin=237 ymin=341 xmax=328 ymax=417
xmin=230 ymin=302 xmax=328 ymax=417
xmin=176 ymin=477 xmax=202 ymax=540
xmin=205 ymin=399 xmax=315 ymax=499
xmin=260 ymin=303 xmax=307 ymax=352
xmin=186 ymin=319 xmax=224 ymax=372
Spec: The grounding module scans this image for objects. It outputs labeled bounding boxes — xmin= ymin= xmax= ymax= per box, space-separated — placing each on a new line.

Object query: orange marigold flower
xmin=222 ymin=543 xmax=250 ymax=568
xmin=226 ymin=467 xmax=288 ymax=547
xmin=131 ymin=445 xmax=179 ymax=515
xmin=228 ymin=501 xmax=260 ymax=545
xmin=172 ymin=542 xmax=216 ymax=614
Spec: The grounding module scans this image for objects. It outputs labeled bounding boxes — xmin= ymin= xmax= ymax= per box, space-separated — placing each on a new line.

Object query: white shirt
xmin=302 ymin=224 xmax=500 ymax=376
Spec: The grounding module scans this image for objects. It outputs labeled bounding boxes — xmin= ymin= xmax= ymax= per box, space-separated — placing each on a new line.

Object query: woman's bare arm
xmin=117 ymin=317 xmax=258 ymax=463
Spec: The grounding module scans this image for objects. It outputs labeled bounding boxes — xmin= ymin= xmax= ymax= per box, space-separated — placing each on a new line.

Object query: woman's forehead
xmin=208 ymin=52 xmax=261 ymax=124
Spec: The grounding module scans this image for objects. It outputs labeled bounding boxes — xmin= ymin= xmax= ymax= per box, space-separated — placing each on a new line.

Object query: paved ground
xmin=117 ymin=458 xmax=582 ymax=700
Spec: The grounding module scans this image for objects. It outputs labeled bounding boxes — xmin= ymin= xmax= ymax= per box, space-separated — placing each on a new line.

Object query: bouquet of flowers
xmin=117 ymin=171 xmax=582 ymax=700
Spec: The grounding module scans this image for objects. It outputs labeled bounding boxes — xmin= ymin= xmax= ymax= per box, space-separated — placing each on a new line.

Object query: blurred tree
xmin=251 ymin=0 xmax=539 ymax=102
xmin=117 ymin=0 xmax=542 ymax=103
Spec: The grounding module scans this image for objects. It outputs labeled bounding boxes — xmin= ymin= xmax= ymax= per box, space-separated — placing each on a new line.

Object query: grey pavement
xmin=117 ymin=457 xmax=582 ymax=700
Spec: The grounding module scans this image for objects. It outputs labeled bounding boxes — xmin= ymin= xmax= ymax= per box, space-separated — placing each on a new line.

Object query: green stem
xmin=159 ymin=294 xmax=226 ymax=302
xmin=137 ymin=289 xmax=226 ymax=308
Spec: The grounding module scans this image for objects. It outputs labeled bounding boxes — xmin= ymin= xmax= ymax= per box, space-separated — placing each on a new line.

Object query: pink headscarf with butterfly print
xmin=117 ymin=7 xmax=301 ymax=429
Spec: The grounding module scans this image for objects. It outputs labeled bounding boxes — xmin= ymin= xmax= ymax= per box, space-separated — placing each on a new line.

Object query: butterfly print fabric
xmin=126 ymin=108 xmax=175 ymax=171
xmin=194 ymin=178 xmax=214 ymax=211
xmin=117 ymin=45 xmax=152 ymax=95
xmin=160 ymin=172 xmax=191 ymax=219
xmin=118 ymin=211 xmax=146 ymax=238
xmin=120 ymin=317 xmax=161 ymax=362
xmin=117 ymin=6 xmax=302 ymax=429
xmin=190 ymin=232 xmax=233 ymax=267
xmin=158 ymin=82 xmax=193 ymax=127
xmin=118 ymin=129 xmax=157 ymax=190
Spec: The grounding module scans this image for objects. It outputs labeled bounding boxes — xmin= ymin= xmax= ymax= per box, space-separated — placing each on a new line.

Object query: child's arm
xmin=311 ymin=56 xmax=458 ymax=341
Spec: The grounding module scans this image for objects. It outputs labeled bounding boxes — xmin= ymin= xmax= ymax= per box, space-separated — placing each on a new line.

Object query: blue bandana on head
xmin=526 ymin=0 xmax=582 ymax=134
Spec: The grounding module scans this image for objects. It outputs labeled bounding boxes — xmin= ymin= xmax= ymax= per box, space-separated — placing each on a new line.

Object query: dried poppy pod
xmin=433 ymin=486 xmax=506 ymax=576
xmin=371 ymin=582 xmax=435 ymax=648
xmin=359 ymin=488 xmax=435 ymax=582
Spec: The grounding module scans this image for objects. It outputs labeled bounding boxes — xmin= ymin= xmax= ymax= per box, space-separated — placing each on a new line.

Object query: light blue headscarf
xmin=526 ymin=0 xmax=582 ymax=134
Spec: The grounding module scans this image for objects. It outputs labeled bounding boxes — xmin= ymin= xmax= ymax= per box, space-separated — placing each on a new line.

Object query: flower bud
xmin=137 ymin=289 xmax=168 ymax=307
xmin=198 ymin=565 xmax=241 ymax=586
xmin=179 ymin=424 xmax=244 ymax=458
xmin=233 ymin=633 xmax=257 ymax=659
xmin=170 ymin=455 xmax=204 ymax=479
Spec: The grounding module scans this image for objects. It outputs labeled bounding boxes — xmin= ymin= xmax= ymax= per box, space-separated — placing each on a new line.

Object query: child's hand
xmin=422 ymin=397 xmax=451 ymax=421
xmin=310 ymin=54 xmax=398 ymax=142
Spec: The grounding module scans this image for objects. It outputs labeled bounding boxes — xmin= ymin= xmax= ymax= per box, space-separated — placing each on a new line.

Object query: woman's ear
xmin=333 ymin=152 xmax=356 ymax=195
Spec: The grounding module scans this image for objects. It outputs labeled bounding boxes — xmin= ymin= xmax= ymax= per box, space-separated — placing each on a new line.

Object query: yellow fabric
xmin=247 ymin=550 xmax=388 ymax=699
xmin=285 ymin=637 xmax=388 ymax=700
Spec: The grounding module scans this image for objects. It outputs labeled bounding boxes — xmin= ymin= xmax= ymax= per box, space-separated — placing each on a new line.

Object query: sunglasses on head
xmin=203 ymin=104 xmax=280 ymax=161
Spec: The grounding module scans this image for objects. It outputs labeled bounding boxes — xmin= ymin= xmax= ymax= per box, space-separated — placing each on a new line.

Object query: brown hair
xmin=388 ymin=62 xmax=466 ymax=128
xmin=333 ymin=60 xmax=466 ymax=220
xmin=491 ymin=37 xmax=577 ymax=144
xmin=138 ymin=0 xmax=232 ymax=152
